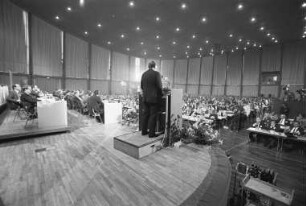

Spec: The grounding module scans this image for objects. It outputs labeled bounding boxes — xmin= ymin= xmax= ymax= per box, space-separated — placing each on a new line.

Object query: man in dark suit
xmin=87 ymin=90 xmax=104 ymax=123
xmin=7 ymin=84 xmax=21 ymax=110
xmin=20 ymin=86 xmax=38 ymax=114
xmin=141 ymin=61 xmax=163 ymax=138
xmin=286 ymin=121 xmax=304 ymax=137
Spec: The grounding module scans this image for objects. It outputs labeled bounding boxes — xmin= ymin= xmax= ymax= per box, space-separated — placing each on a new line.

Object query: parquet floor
xmin=0 ymin=110 xmax=212 ymax=206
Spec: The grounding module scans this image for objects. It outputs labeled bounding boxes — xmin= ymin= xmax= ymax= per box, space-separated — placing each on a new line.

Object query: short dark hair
xmin=94 ymin=90 xmax=99 ymax=95
xmin=12 ymin=84 xmax=17 ymax=90
xmin=148 ymin=61 xmax=156 ymax=69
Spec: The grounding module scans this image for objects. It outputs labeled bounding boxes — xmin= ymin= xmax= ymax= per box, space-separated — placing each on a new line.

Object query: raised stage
xmin=0 ymin=115 xmax=231 ymax=206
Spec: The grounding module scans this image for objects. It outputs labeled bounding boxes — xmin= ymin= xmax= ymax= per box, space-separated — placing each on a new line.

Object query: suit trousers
xmin=142 ymin=102 xmax=159 ymax=136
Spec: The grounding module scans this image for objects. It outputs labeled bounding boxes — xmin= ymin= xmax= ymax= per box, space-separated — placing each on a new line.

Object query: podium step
xmin=114 ymin=132 xmax=163 ymax=159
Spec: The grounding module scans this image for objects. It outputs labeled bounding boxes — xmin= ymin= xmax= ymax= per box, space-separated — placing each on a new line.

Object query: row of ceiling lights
xmin=54 ymin=1 xmax=305 ymax=59
xmin=302 ymin=2 xmax=306 ymax=38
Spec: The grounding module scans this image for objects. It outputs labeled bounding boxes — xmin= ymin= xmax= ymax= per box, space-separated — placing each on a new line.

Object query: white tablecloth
xmin=37 ymin=100 xmax=67 ymax=128
xmin=103 ymin=101 xmax=122 ymax=124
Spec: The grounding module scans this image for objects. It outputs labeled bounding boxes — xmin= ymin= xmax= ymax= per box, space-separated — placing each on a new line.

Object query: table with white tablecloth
xmin=37 ymin=99 xmax=68 ymax=128
xmin=103 ymin=101 xmax=122 ymax=124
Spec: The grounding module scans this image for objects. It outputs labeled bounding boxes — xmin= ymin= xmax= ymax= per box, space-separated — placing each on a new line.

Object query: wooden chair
xmin=23 ymin=105 xmax=37 ymax=127
xmin=13 ymin=102 xmax=27 ymax=122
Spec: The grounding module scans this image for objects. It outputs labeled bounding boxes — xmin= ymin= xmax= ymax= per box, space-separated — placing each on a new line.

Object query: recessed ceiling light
xmin=205 ymin=40 xmax=209 ymax=44
xmin=259 ymin=45 xmax=262 ymax=48
xmin=267 ymin=33 xmax=271 ymax=36
xmin=274 ymin=40 xmax=278 ymax=43
xmin=253 ymin=43 xmax=257 ymax=47
xmin=157 ymin=46 xmax=160 ymax=50
xmin=126 ymin=48 xmax=130 ymax=51
xmin=185 ymin=51 xmax=188 ymax=55
xmin=235 ymin=46 xmax=239 ymax=50
xmin=155 ymin=16 xmax=160 ymax=22
xmin=302 ymin=2 xmax=306 ymax=8
xmin=244 ymin=47 xmax=247 ymax=50
xmin=186 ymin=55 xmax=189 ymax=58
xmin=302 ymin=35 xmax=306 ymax=38
xmin=201 ymin=17 xmax=207 ymax=23
xmin=66 ymin=7 xmax=72 ymax=12
xmin=250 ymin=17 xmax=256 ymax=22
xmin=120 ymin=34 xmax=125 ymax=38
xmin=144 ymin=51 xmax=147 ymax=55
xmin=231 ymin=49 xmax=234 ymax=53
xmin=140 ymin=42 xmax=144 ymax=45
xmin=221 ymin=50 xmax=224 ymax=54
xmin=173 ymin=55 xmax=176 ymax=59
xmin=79 ymin=0 xmax=85 ymax=7
xmin=304 ymin=31 xmax=306 ymax=34
xmin=172 ymin=41 xmax=176 ymax=45
xmin=107 ymin=41 xmax=111 ymax=45
xmin=239 ymin=38 xmax=242 ymax=42
xmin=246 ymin=41 xmax=250 ymax=45
xmin=129 ymin=1 xmax=135 ymax=8
xmin=97 ymin=23 xmax=102 ymax=28
xmin=304 ymin=16 xmax=306 ymax=21
xmin=237 ymin=3 xmax=244 ymax=10
xmin=187 ymin=45 xmax=190 ymax=49
xmin=192 ymin=34 xmax=196 ymax=39
xmin=181 ymin=3 xmax=187 ymax=10
xmin=159 ymin=54 xmax=162 ymax=58
xmin=229 ymin=34 xmax=233 ymax=38
xmin=136 ymin=26 xmax=140 ymax=31
xmin=176 ymin=27 xmax=180 ymax=32
xmin=199 ymin=47 xmax=203 ymax=51
xmin=211 ymin=48 xmax=214 ymax=52
xmin=260 ymin=26 xmax=265 ymax=31
xmin=271 ymin=37 xmax=275 ymax=40
xmin=156 ymin=35 xmax=160 ymax=39
xmin=55 ymin=16 xmax=60 ymax=20
xmin=84 ymin=31 xmax=88 ymax=35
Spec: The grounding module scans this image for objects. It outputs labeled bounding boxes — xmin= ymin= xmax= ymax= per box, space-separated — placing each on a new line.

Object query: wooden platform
xmin=114 ymin=132 xmax=163 ymax=159
xmin=0 ymin=110 xmax=71 ymax=141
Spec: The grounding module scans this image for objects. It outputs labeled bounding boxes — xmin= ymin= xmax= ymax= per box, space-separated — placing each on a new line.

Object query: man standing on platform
xmin=141 ymin=61 xmax=163 ymax=138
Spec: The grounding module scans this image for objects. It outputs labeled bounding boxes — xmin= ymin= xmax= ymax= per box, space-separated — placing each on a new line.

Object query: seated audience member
xmin=20 ymin=86 xmax=38 ymax=115
xmin=31 ymin=85 xmax=42 ymax=97
xmin=279 ymin=103 xmax=289 ymax=117
xmin=87 ymin=90 xmax=104 ymax=123
xmin=7 ymin=84 xmax=21 ymax=110
xmin=277 ymin=114 xmax=290 ymax=132
xmin=249 ymin=117 xmax=263 ymax=142
xmin=285 ymin=121 xmax=305 ymax=137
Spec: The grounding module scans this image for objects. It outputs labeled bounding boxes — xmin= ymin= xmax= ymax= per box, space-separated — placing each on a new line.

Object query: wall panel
xmin=281 ymin=40 xmax=306 ymax=86
xmin=226 ymin=86 xmax=240 ymax=96
xmin=227 ymin=52 xmax=242 ymax=86
xmin=130 ymin=56 xmax=145 ymax=82
xmin=174 ymin=59 xmax=187 ymax=84
xmin=212 ymin=86 xmax=224 ymax=96
xmin=174 ymin=84 xmax=186 ymax=91
xmin=111 ymin=81 xmax=127 ymax=95
xmin=0 ymin=0 xmax=27 ymax=73
xmin=199 ymin=85 xmax=211 ymax=96
xmin=66 ymin=79 xmax=87 ymax=91
xmin=90 ymin=79 xmax=109 ymax=94
xmin=112 ymin=52 xmax=129 ymax=81
xmin=31 ymin=16 xmax=62 ymax=76
xmin=187 ymin=58 xmax=201 ymax=85
xmin=187 ymin=85 xmax=198 ymax=95
xmin=242 ymin=86 xmax=258 ymax=97
xmin=33 ymin=76 xmax=61 ymax=92
xmin=91 ymin=45 xmax=110 ymax=80
xmin=200 ymin=56 xmax=213 ymax=85
xmin=261 ymin=45 xmax=281 ymax=72
xmin=213 ymin=55 xmax=227 ymax=85
xmin=243 ymin=49 xmax=260 ymax=86
xmin=65 ymin=34 xmax=88 ymax=78
xmin=161 ymin=60 xmax=174 ymax=85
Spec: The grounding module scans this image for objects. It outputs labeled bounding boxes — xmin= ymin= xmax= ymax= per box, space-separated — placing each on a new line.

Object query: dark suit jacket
xmin=87 ymin=95 xmax=104 ymax=115
xmin=20 ymin=93 xmax=37 ymax=112
xmin=141 ymin=68 xmax=162 ymax=104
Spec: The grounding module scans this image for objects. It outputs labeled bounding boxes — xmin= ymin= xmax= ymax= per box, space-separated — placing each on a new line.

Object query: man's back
xmin=141 ymin=69 xmax=162 ymax=103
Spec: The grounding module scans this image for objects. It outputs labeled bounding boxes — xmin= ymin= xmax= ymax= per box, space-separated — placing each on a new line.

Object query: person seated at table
xmin=263 ymin=120 xmax=280 ymax=148
xmin=7 ymin=84 xmax=21 ymax=110
xmin=20 ymin=86 xmax=38 ymax=116
xmin=277 ymin=114 xmax=290 ymax=132
xmin=87 ymin=90 xmax=104 ymax=123
xmin=249 ymin=117 xmax=264 ymax=142
xmin=285 ymin=121 xmax=304 ymax=137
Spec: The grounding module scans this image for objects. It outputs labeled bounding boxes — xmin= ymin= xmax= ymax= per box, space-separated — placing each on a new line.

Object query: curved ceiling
xmin=10 ymin=0 xmax=306 ymax=59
